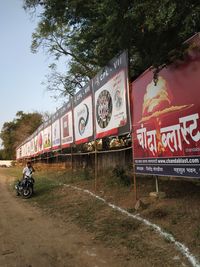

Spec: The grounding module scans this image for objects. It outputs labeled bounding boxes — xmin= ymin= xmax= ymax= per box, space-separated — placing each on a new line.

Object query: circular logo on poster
xmin=96 ymin=90 xmax=112 ymax=128
xmin=78 ymin=104 xmax=89 ymax=136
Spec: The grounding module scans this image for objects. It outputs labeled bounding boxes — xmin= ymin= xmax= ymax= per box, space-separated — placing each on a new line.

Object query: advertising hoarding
xmin=43 ymin=121 xmax=51 ymax=151
xmin=34 ymin=134 xmax=38 ymax=155
xmin=21 ymin=144 xmax=26 ymax=158
xmin=37 ymin=124 xmax=44 ymax=154
xmin=52 ymin=111 xmax=61 ymax=150
xmin=30 ymin=137 xmax=35 ymax=156
xmin=73 ymin=84 xmax=93 ymax=144
xmin=52 ymin=119 xmax=60 ymax=150
xmin=60 ymin=101 xmax=74 ymax=148
xmin=16 ymin=147 xmax=21 ymax=159
xmin=27 ymin=141 xmax=31 ymax=157
xmin=93 ymin=51 xmax=130 ymax=139
xmin=132 ymin=51 xmax=200 ymax=178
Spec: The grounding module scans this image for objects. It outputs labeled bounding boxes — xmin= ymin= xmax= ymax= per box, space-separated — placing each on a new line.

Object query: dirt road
xmin=0 ymin=171 xmax=194 ymax=267
xmin=0 ymin=174 xmax=130 ymax=267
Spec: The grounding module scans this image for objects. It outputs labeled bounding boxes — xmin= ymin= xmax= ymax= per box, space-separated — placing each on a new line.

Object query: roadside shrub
xmin=112 ymin=166 xmax=131 ymax=186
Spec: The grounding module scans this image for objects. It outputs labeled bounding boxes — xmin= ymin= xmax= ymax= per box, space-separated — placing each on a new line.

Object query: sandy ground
xmin=0 ymin=174 xmax=128 ymax=267
xmin=0 ymin=171 xmax=193 ymax=267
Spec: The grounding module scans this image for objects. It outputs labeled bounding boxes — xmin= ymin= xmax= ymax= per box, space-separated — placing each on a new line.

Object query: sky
xmin=0 ymin=0 xmax=64 ymax=146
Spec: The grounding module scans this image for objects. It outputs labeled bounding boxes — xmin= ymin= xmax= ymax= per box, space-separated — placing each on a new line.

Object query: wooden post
xmin=94 ymin=140 xmax=98 ymax=192
xmin=132 ymin=136 xmax=138 ymax=203
xmin=133 ymin=164 xmax=138 ymax=203
xmin=155 ymin=175 xmax=159 ymax=193
xmin=71 ymin=145 xmax=73 ymax=173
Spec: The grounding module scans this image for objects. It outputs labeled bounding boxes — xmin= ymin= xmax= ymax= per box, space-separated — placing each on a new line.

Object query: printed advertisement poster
xmin=34 ymin=135 xmax=38 ymax=154
xmin=74 ymin=92 xmax=93 ymax=144
xmin=22 ymin=144 xmax=26 ymax=158
xmin=61 ymin=111 xmax=73 ymax=147
xmin=30 ymin=138 xmax=35 ymax=156
xmin=132 ymin=51 xmax=200 ymax=178
xmin=27 ymin=141 xmax=31 ymax=157
xmin=95 ymin=70 xmax=128 ymax=138
xmin=43 ymin=125 xmax=52 ymax=150
xmin=93 ymin=51 xmax=130 ymax=138
xmin=37 ymin=130 xmax=43 ymax=153
xmin=16 ymin=148 xmax=20 ymax=159
xmin=21 ymin=145 xmax=24 ymax=158
xmin=52 ymin=119 xmax=61 ymax=149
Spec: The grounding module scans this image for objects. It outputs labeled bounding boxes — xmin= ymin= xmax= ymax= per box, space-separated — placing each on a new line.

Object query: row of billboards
xmin=16 ymin=51 xmax=130 ymax=159
xmin=17 ymin=34 xmax=200 ymax=179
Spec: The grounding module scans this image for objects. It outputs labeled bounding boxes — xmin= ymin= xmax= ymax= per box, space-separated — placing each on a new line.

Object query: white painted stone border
xmin=63 ymin=183 xmax=200 ymax=267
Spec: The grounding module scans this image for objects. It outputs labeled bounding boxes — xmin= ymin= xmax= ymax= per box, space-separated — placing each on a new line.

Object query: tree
xmin=30 ymin=18 xmax=97 ymax=96
xmin=0 ymin=111 xmax=43 ymax=159
xmin=23 ymin=0 xmax=200 ymax=97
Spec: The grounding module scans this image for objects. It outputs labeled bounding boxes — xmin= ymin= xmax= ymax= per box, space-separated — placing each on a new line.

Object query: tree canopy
xmin=0 ymin=111 xmax=43 ymax=159
xmin=23 ymin=0 xmax=200 ymax=97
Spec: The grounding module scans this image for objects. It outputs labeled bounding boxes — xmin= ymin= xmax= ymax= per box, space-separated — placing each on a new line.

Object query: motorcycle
xmin=15 ymin=176 xmax=35 ymax=199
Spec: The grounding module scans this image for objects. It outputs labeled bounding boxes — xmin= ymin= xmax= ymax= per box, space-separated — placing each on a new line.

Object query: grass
xmin=2 ymin=167 xmax=144 ymax=252
xmin=95 ymin=216 xmax=141 ymax=244
xmin=30 ymin=178 xmax=61 ymax=207
xmin=1 ymin=167 xmax=62 ymax=206
xmin=2 ymin=166 xmax=200 ymax=267
xmin=0 ymin=166 xmax=22 ymax=178
xmin=66 ymin=199 xmax=105 ymax=231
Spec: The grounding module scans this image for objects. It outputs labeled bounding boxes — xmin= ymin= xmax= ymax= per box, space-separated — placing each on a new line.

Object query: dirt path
xmin=0 ymin=171 xmax=194 ymax=267
xmin=0 ymin=174 xmax=130 ymax=267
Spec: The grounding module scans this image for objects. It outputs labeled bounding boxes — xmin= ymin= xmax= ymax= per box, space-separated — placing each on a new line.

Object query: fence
xmin=22 ymin=146 xmax=133 ymax=173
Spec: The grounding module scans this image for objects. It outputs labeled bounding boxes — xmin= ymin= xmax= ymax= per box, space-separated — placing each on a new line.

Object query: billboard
xmin=30 ymin=137 xmax=35 ymax=156
xmin=34 ymin=134 xmax=38 ymax=155
xmin=93 ymin=51 xmax=130 ymax=139
xmin=60 ymin=101 xmax=73 ymax=148
xmin=27 ymin=141 xmax=31 ymax=157
xmin=21 ymin=143 xmax=26 ymax=158
xmin=52 ymin=111 xmax=61 ymax=150
xmin=73 ymin=84 xmax=93 ymax=144
xmin=16 ymin=147 xmax=20 ymax=160
xmin=37 ymin=124 xmax=44 ymax=154
xmin=43 ymin=119 xmax=52 ymax=151
xmin=16 ymin=146 xmax=23 ymax=159
xmin=132 ymin=50 xmax=200 ymax=178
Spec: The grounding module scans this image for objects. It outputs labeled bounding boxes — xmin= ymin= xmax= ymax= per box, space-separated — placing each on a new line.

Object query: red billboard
xmin=132 ymin=49 xmax=200 ymax=178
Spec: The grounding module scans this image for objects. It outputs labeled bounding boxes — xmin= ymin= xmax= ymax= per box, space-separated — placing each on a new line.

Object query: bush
xmin=112 ymin=166 xmax=131 ymax=186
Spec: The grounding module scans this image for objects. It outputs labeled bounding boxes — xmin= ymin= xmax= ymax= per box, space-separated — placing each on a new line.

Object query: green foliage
xmin=0 ymin=111 xmax=43 ymax=159
xmin=112 ymin=166 xmax=131 ymax=186
xmin=23 ymin=0 xmax=200 ymax=97
xmin=0 ymin=149 xmax=6 ymax=160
